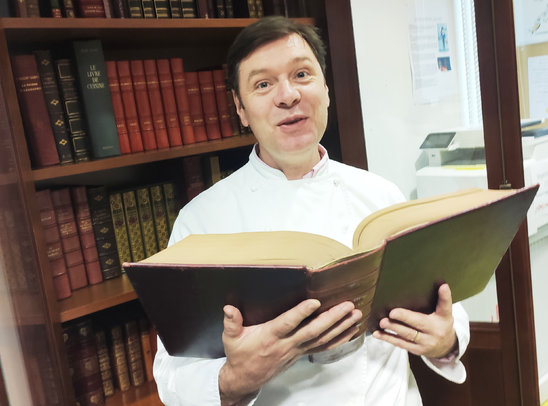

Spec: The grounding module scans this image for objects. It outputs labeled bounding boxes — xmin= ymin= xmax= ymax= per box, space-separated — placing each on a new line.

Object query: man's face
xmin=234 ymin=33 xmax=330 ymax=173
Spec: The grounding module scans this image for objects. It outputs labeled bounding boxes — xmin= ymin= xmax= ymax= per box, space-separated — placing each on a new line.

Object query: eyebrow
xmin=246 ymin=56 xmax=315 ymax=83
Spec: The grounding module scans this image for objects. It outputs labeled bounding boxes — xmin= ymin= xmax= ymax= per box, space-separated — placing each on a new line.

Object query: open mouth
xmin=278 ymin=116 xmax=306 ymax=126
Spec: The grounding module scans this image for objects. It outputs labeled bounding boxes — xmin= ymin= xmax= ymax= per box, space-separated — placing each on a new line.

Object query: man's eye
xmin=257 ymin=82 xmax=269 ymax=89
xmin=296 ymin=71 xmax=308 ymax=78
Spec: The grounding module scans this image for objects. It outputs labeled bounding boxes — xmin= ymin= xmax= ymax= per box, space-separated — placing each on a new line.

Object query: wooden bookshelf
xmin=105 ymin=381 xmax=162 ymax=406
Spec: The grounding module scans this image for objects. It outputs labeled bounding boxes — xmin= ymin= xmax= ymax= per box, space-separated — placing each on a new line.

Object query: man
xmin=154 ymin=16 xmax=469 ymax=405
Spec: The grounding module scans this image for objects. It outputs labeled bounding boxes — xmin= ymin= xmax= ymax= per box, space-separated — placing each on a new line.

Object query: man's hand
xmin=372 ymin=283 xmax=457 ymax=359
xmin=219 ymin=299 xmax=362 ymax=405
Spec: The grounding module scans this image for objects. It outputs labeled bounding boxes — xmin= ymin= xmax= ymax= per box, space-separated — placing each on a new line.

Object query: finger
xmin=372 ymin=329 xmax=422 ymax=354
xmin=301 ymin=308 xmax=362 ymax=351
xmin=386 ymin=307 xmax=427 ymax=334
xmin=435 ymin=283 xmax=453 ymax=318
xmin=223 ymin=305 xmax=244 ymax=339
xmin=378 ymin=316 xmax=420 ymax=342
xmin=307 ymin=324 xmax=361 ymax=354
xmin=270 ymin=299 xmax=321 ymax=338
xmin=291 ymin=301 xmax=356 ymax=344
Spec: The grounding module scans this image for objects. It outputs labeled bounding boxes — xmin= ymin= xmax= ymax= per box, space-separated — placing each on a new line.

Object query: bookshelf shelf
xmin=58 ymin=274 xmax=137 ymax=322
xmin=32 ymin=135 xmax=256 ymax=181
xmin=105 ymin=381 xmax=162 ymax=406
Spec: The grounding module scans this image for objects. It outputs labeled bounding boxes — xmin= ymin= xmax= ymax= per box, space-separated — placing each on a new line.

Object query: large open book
xmin=124 ymin=185 xmax=538 ymax=358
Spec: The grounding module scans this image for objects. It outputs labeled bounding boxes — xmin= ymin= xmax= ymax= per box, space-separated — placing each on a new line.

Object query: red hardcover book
xmin=212 ymin=69 xmax=234 ymax=138
xmin=143 ymin=59 xmax=170 ymax=150
xmin=12 ymin=55 xmax=60 ymax=168
xmin=183 ymin=71 xmax=208 ymax=143
xmin=75 ymin=0 xmax=107 ymax=16
xmin=169 ymin=58 xmax=199 ymax=144
xmin=116 ymin=61 xmax=144 ymax=153
xmin=51 ymin=188 xmax=88 ymax=291
xmin=156 ymin=59 xmax=183 ymax=147
xmin=130 ymin=60 xmax=157 ymax=151
xmin=198 ymin=70 xmax=222 ymax=141
xmin=35 ymin=189 xmax=72 ymax=300
xmin=71 ymin=186 xmax=103 ymax=285
xmin=105 ymin=61 xmax=131 ymax=155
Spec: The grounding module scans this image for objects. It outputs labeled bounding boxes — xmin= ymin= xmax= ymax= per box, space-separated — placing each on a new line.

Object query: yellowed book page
xmin=353 ymin=188 xmax=516 ymax=251
xmin=140 ymin=231 xmax=354 ymax=270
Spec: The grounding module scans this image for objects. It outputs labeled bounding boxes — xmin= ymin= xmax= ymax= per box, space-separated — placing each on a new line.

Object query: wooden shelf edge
xmin=105 ymin=380 xmax=162 ymax=406
xmin=58 ymin=273 xmax=137 ymax=322
xmin=32 ymin=135 xmax=256 ymax=181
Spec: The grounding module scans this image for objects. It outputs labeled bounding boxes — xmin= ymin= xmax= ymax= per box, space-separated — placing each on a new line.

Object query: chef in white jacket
xmin=153 ymin=16 xmax=470 ymax=406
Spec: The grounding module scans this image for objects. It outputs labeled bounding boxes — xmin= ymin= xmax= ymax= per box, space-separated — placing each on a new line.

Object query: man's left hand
xmin=372 ymin=283 xmax=457 ymax=359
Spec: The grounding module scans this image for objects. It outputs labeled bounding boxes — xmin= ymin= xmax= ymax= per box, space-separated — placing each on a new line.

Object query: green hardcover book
xmin=141 ymin=0 xmax=155 ymax=16
xmin=54 ymin=58 xmax=91 ymax=162
xmin=135 ymin=187 xmax=159 ymax=258
xmin=72 ymin=40 xmax=120 ymax=159
xmin=152 ymin=0 xmax=169 ymax=17
xmin=162 ymin=182 xmax=180 ymax=234
xmin=34 ymin=50 xmax=74 ymax=165
xmin=149 ymin=185 xmax=169 ymax=250
xmin=180 ymin=0 xmax=194 ymax=17
xmin=168 ymin=0 xmax=181 ymax=17
xmin=122 ymin=190 xmax=146 ymax=262
xmin=109 ymin=192 xmax=132 ymax=267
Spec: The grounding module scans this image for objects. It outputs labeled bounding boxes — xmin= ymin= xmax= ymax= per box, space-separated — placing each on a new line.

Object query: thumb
xmin=223 ymin=305 xmax=244 ymax=339
xmin=435 ymin=283 xmax=453 ymax=317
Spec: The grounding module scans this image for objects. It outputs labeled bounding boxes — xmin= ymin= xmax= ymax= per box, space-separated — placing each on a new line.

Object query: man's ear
xmin=232 ymin=90 xmax=249 ymax=127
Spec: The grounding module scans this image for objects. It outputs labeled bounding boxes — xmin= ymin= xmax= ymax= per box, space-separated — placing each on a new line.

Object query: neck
xmin=257 ymin=145 xmax=321 ymax=180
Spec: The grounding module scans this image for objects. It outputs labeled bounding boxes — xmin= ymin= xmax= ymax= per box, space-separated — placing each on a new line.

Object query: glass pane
xmin=351 ymin=0 xmax=500 ymax=322
xmin=513 ymin=0 xmax=548 ymax=402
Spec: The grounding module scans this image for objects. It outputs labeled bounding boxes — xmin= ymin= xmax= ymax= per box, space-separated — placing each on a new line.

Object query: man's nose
xmin=274 ymin=80 xmax=300 ymax=108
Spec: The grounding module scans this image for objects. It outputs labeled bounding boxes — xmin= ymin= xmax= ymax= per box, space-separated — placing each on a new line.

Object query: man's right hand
xmin=218 ymin=299 xmax=363 ymax=405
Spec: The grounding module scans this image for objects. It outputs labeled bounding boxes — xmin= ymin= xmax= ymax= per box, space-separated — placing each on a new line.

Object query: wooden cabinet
xmin=0 ymin=2 xmax=366 ymax=404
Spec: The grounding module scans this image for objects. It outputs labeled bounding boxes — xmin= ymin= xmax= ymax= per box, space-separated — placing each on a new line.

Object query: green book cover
xmin=109 ymin=192 xmax=132 ymax=267
xmin=149 ymin=185 xmax=169 ymax=250
xmin=72 ymin=39 xmax=120 ymax=159
xmin=122 ymin=190 xmax=146 ymax=262
xmin=162 ymin=182 xmax=180 ymax=234
xmin=136 ymin=187 xmax=159 ymax=258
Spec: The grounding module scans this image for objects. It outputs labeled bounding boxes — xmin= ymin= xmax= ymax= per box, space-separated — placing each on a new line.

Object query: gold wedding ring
xmin=412 ymin=330 xmax=420 ymax=343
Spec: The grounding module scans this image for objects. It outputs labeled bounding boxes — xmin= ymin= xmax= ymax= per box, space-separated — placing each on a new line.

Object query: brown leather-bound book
xmin=94 ymin=329 xmax=115 ymax=397
xmin=71 ymin=186 xmax=103 ymax=285
xmin=212 ymin=69 xmax=235 ymax=138
xmin=183 ymin=71 xmax=208 ymax=143
xmin=125 ymin=185 xmax=538 ymax=358
xmin=129 ymin=60 xmax=157 ymax=151
xmin=12 ymin=54 xmax=60 ymax=168
xmin=169 ymin=58 xmax=198 ymax=144
xmin=105 ymin=61 xmax=131 ymax=155
xmin=197 ymin=70 xmax=222 ymax=141
xmin=123 ymin=319 xmax=145 ymax=387
xmin=143 ymin=59 xmax=170 ymax=149
xmin=182 ymin=156 xmax=205 ymax=202
xmin=51 ymin=188 xmax=88 ymax=291
xmin=116 ymin=60 xmax=144 ymax=153
xmin=138 ymin=318 xmax=154 ymax=382
xmin=162 ymin=182 xmax=180 ymax=233
xmin=156 ymin=59 xmax=183 ymax=147
xmin=35 ymin=189 xmax=72 ymax=300
xmin=222 ymin=64 xmax=243 ymax=136
xmin=75 ymin=0 xmax=106 ymax=16
xmin=109 ymin=324 xmax=130 ymax=392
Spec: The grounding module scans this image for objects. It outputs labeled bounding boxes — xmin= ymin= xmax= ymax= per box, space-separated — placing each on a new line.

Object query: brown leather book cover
xmin=170 ymin=58 xmax=199 ymax=144
xmin=12 ymin=54 xmax=60 ymax=168
xmin=212 ymin=69 xmax=235 ymax=138
xmin=95 ymin=329 xmax=115 ymax=397
xmin=129 ymin=59 xmax=157 ymax=151
xmin=156 ymin=59 xmax=183 ymax=147
xmin=198 ymin=70 xmax=222 ymax=141
xmin=116 ymin=60 xmax=145 ymax=153
xmin=138 ymin=318 xmax=154 ymax=382
xmin=182 ymin=156 xmax=205 ymax=202
xmin=125 ymin=185 xmax=538 ymax=358
xmin=75 ymin=0 xmax=106 ymax=16
xmin=109 ymin=324 xmax=130 ymax=392
xmin=143 ymin=59 xmax=170 ymax=149
xmin=105 ymin=61 xmax=131 ymax=155
xmin=123 ymin=319 xmax=145 ymax=387
xmin=183 ymin=71 xmax=208 ymax=143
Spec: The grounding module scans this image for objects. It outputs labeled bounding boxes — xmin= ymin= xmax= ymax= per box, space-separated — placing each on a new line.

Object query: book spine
xmin=61 ymin=0 xmax=76 ymax=16
xmin=122 ymin=190 xmax=146 ymax=262
xmin=72 ymin=40 xmax=121 ymax=159
xmin=138 ymin=318 xmax=154 ymax=382
xmin=194 ymin=0 xmax=207 ymax=17
xmin=0 ymin=203 xmax=30 ymax=291
xmin=152 ymin=0 xmax=168 ymax=16
xmin=26 ymin=0 xmax=40 ymax=16
xmin=255 ymin=0 xmax=263 ymax=16
xmin=182 ymin=156 xmax=205 ymax=201
xmin=111 ymin=0 xmax=126 ymax=17
xmin=34 ymin=50 xmax=75 ymax=165
xmin=135 ymin=187 xmax=159 ymax=258
xmin=168 ymin=0 xmax=181 ymax=17
xmin=109 ymin=192 xmax=132 ymax=265
xmin=162 ymin=182 xmax=180 ymax=233
xmin=212 ymin=69 xmax=235 ymax=138
xmin=183 ymin=70 xmax=208 ymax=143
xmin=109 ymin=324 xmax=131 ymax=392
xmin=76 ymin=0 xmax=106 ymax=17
xmin=198 ymin=70 xmax=222 ymax=141
xmin=169 ymin=58 xmax=197 ymax=145
xmin=14 ymin=0 xmax=28 ymax=16
xmin=127 ymin=0 xmax=142 ymax=16
xmin=215 ymin=0 xmax=224 ymax=17
xmin=156 ymin=59 xmax=183 ymax=147
xmin=225 ymin=0 xmax=233 ymax=17
xmin=141 ymin=0 xmax=154 ymax=16
xmin=54 ymin=58 xmax=92 ymax=162
xmin=180 ymin=0 xmax=194 ymax=16
xmin=35 ymin=189 xmax=72 ymax=300
xmin=143 ymin=59 xmax=170 ymax=149
xmin=123 ymin=320 xmax=145 ymax=387
xmin=262 ymin=0 xmax=283 ymax=15
xmin=129 ymin=60 xmax=157 ymax=151
xmin=12 ymin=54 xmax=60 ymax=168
xmin=95 ymin=329 xmax=115 ymax=397
xmin=71 ymin=186 xmax=103 ymax=285
xmin=222 ymin=64 xmax=242 ymax=136
xmin=149 ymin=184 xmax=170 ymax=250
xmin=87 ymin=186 xmax=122 ymax=280
xmin=105 ymin=61 xmax=131 ymax=155
xmin=116 ymin=60 xmax=144 ymax=153
xmin=51 ymin=188 xmax=88 ymax=291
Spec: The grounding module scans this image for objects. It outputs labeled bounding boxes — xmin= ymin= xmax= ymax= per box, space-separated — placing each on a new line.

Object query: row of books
xmin=4 ymin=0 xmax=302 ymax=19
xmin=12 ymin=39 xmax=246 ymax=169
xmin=63 ymin=314 xmax=156 ymax=404
xmin=35 ymin=181 xmax=181 ymax=300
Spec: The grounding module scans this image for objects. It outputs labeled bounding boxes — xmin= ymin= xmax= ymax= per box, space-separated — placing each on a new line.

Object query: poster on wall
xmin=408 ymin=0 xmax=458 ymax=104
xmin=514 ymin=0 xmax=548 ymax=45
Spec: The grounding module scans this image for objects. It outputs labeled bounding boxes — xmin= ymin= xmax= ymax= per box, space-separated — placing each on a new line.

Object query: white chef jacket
xmin=153 ymin=147 xmax=470 ymax=406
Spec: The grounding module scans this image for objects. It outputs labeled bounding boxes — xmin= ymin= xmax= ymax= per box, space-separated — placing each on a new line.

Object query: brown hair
xmin=226 ymin=16 xmax=327 ymax=99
